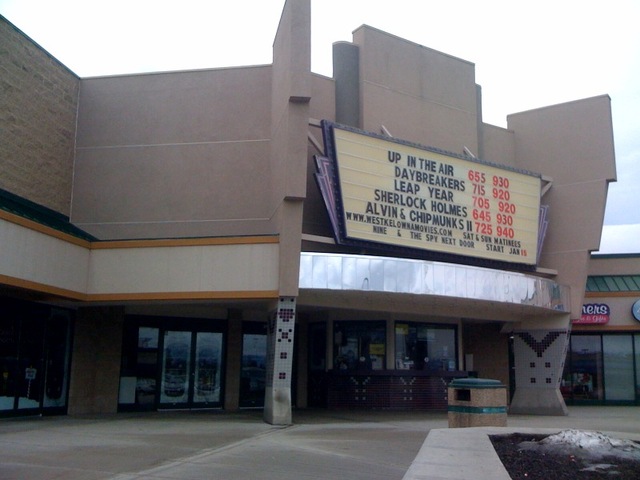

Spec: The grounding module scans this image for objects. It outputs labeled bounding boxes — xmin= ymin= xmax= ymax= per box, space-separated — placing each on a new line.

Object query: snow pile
xmin=519 ymin=429 xmax=640 ymax=463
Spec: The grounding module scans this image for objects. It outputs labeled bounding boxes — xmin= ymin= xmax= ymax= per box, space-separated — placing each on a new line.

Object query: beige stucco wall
xmin=0 ymin=216 xmax=90 ymax=297
xmin=87 ymin=242 xmax=280 ymax=297
xmin=354 ymin=26 xmax=479 ymax=156
xmin=508 ymin=96 xmax=616 ymax=319
xmin=480 ymin=123 xmax=517 ymax=169
xmin=0 ymin=214 xmax=280 ymax=301
xmin=72 ymin=66 xmax=276 ymax=240
xmin=589 ymin=254 xmax=640 ymax=276
xmin=0 ymin=17 xmax=79 ymax=216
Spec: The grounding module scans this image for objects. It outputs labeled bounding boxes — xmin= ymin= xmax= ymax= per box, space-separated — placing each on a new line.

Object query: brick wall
xmin=0 ymin=16 xmax=79 ymax=216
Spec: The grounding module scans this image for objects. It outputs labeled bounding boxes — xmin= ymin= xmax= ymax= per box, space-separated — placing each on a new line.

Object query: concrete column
xmin=333 ymin=41 xmax=360 ymax=128
xmin=264 ymin=297 xmax=296 ymax=425
xmin=68 ymin=306 xmax=124 ymax=415
xmin=224 ymin=309 xmax=243 ymax=411
xmin=509 ymin=328 xmax=569 ymax=415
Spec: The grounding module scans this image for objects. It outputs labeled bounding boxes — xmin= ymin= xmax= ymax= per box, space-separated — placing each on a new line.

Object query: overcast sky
xmin=1 ymin=0 xmax=638 ymax=253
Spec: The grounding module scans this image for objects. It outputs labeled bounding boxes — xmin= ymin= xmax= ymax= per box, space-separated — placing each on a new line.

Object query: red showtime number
xmin=472 ymin=209 xmax=491 ymax=222
xmin=468 ymin=170 xmax=486 ymax=183
xmin=492 ymin=175 xmax=510 ymax=188
xmin=473 ymin=184 xmax=486 ymax=195
xmin=499 ymin=201 xmax=516 ymax=214
xmin=473 ymin=196 xmax=490 ymax=209
xmin=497 ymin=226 xmax=515 ymax=238
xmin=475 ymin=222 xmax=493 ymax=235
xmin=496 ymin=214 xmax=513 ymax=226
xmin=492 ymin=188 xmax=510 ymax=201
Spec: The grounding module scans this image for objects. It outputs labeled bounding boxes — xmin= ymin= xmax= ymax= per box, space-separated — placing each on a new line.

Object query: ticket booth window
xmin=395 ymin=322 xmax=457 ymax=371
xmin=333 ymin=321 xmax=386 ymax=371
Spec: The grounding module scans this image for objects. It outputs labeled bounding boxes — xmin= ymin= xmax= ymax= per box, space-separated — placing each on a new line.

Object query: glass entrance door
xmin=159 ymin=330 xmax=223 ymax=408
xmin=239 ymin=324 xmax=267 ymax=408
xmin=193 ymin=332 xmax=222 ymax=405
xmin=160 ymin=331 xmax=191 ymax=405
xmin=0 ymin=303 xmax=72 ymax=416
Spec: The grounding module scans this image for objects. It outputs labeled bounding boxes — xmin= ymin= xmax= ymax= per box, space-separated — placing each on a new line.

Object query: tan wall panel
xmin=508 ymin=96 xmax=616 ymax=321
xmin=0 ymin=218 xmax=89 ymax=294
xmin=589 ymin=255 xmax=640 ymax=275
xmin=508 ymin=96 xmax=616 ymax=184
xmin=87 ymin=243 xmax=279 ymax=295
xmin=354 ymin=26 xmax=478 ymax=154
xmin=73 ymin=66 xmax=275 ymax=240
xmin=309 ymin=74 xmax=335 ymax=123
xmin=72 ymin=140 xmax=274 ymax=239
xmin=76 ymin=67 xmax=272 ymax=147
xmin=541 ymin=182 xmax=609 ymax=254
xmin=360 ymin=82 xmax=478 ymax=155
xmin=354 ymin=26 xmax=476 ymax=112
xmin=480 ymin=123 xmax=517 ymax=168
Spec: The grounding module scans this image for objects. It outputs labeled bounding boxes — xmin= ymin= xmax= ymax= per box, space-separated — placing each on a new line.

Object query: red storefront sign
xmin=574 ymin=303 xmax=610 ymax=324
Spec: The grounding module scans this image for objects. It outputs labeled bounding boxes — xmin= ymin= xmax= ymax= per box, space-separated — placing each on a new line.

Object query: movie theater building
xmin=1 ymin=0 xmax=623 ymax=424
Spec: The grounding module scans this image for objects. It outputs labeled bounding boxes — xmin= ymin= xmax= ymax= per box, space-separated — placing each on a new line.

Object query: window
xmin=333 ymin=321 xmax=386 ymax=371
xmin=562 ymin=335 xmax=604 ymax=401
xmin=603 ymin=335 xmax=634 ymax=401
xmin=240 ymin=322 xmax=267 ymax=408
xmin=395 ymin=322 xmax=457 ymax=371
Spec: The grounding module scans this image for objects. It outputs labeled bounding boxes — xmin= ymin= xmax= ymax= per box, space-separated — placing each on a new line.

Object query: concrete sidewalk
xmin=0 ymin=407 xmax=638 ymax=480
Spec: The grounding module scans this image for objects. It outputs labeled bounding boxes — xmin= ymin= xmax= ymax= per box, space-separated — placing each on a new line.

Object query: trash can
xmin=447 ymin=378 xmax=507 ymax=428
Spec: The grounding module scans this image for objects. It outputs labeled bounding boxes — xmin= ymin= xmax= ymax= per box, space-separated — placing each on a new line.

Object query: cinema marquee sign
xmin=315 ymin=122 xmax=542 ymax=266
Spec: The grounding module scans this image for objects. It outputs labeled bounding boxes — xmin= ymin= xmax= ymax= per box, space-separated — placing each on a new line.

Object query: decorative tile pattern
xmin=518 ymin=331 xmax=562 ymax=358
xmin=265 ymin=297 xmax=296 ymax=389
xmin=513 ymin=329 xmax=568 ymax=389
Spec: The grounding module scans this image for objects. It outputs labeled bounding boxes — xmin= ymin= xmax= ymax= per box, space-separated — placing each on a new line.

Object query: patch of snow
xmin=519 ymin=429 xmax=640 ymax=463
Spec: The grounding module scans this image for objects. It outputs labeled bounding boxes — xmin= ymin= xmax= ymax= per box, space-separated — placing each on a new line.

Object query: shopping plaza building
xmin=1 ymin=1 xmax=639 ymax=424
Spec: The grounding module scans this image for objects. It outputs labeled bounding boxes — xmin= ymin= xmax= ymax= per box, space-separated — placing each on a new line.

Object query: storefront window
xmin=563 ymin=334 xmax=640 ymax=404
xmin=395 ymin=322 xmax=457 ymax=371
xmin=603 ymin=335 xmax=635 ymax=401
xmin=0 ymin=320 xmax=18 ymax=411
xmin=0 ymin=301 xmax=72 ymax=415
xmin=563 ymin=335 xmax=603 ymax=401
xmin=118 ymin=326 xmax=159 ymax=408
xmin=42 ymin=311 xmax=72 ymax=409
xmin=334 ymin=321 xmax=386 ymax=371
xmin=635 ymin=335 xmax=640 ymax=401
xmin=119 ymin=317 xmax=225 ymax=411
xmin=308 ymin=322 xmax=327 ymax=372
xmin=192 ymin=332 xmax=223 ymax=404
xmin=240 ymin=322 xmax=267 ymax=408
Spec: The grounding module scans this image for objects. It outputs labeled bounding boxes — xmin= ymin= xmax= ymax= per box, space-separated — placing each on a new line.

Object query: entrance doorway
xmin=239 ymin=322 xmax=267 ymax=408
xmin=0 ymin=300 xmax=72 ymax=417
xmin=159 ymin=331 xmax=223 ymax=408
xmin=118 ymin=316 xmax=226 ymax=411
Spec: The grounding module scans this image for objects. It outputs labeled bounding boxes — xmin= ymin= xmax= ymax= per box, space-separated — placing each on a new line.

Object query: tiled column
xmin=509 ymin=328 xmax=569 ymax=415
xmin=263 ymin=297 xmax=296 ymax=425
